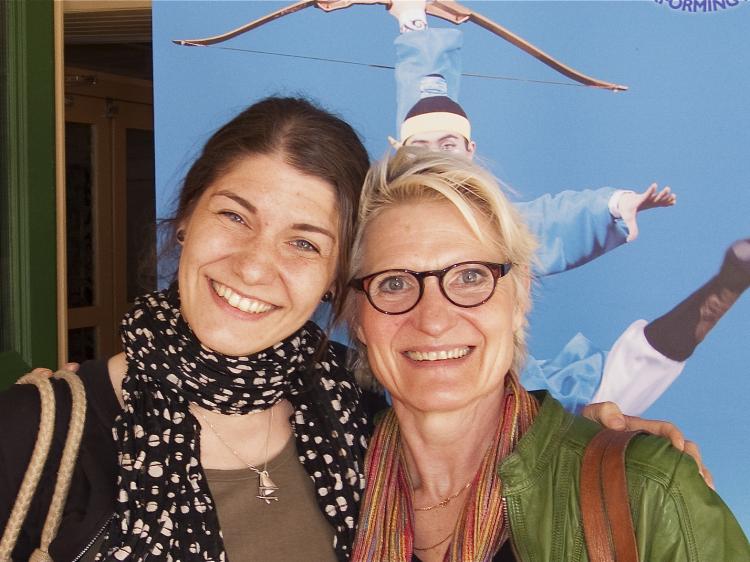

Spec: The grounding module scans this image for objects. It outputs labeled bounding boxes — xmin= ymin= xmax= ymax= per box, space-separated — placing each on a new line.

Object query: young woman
xmin=0 ymin=96 xmax=371 ymax=562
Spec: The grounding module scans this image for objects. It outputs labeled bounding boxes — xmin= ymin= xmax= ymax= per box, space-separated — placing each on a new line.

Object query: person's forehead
xmin=362 ymin=201 xmax=496 ymax=272
xmin=200 ymin=153 xmax=339 ymax=226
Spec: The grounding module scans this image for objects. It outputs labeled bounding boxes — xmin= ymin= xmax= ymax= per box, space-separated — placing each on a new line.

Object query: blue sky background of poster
xmin=153 ymin=0 xmax=749 ymax=531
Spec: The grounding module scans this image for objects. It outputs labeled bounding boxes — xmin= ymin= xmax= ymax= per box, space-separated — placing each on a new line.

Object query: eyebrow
xmin=291 ymin=223 xmax=336 ymax=241
xmin=438 ymin=134 xmax=461 ymax=143
xmin=212 ymin=190 xmax=257 ymax=214
xmin=213 ymin=190 xmax=335 ymax=241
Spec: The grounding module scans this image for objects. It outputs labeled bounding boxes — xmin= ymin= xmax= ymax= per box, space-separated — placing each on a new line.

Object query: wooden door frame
xmin=64 ymin=72 xmax=153 ymax=358
xmin=111 ymin=99 xmax=154 ymax=335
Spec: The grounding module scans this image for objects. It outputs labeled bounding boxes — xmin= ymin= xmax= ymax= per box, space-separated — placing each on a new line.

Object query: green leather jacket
xmin=499 ymin=393 xmax=750 ymax=561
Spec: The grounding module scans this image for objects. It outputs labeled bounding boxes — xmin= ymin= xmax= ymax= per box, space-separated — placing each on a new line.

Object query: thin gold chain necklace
xmin=413 ymin=529 xmax=455 ymax=551
xmin=414 ymin=479 xmax=473 ymax=511
xmin=192 ymin=405 xmax=279 ymax=504
xmin=412 ymin=480 xmax=472 ymax=552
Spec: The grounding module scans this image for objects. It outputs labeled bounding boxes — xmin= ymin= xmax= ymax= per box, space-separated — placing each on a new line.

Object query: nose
xmin=410 ymin=277 xmax=458 ymax=336
xmin=232 ymin=238 xmax=279 ymax=286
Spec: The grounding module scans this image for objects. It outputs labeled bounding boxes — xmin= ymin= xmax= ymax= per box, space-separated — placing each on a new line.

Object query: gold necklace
xmin=413 ymin=529 xmax=454 ymax=551
xmin=192 ymin=405 xmax=279 ymax=504
xmin=414 ymin=479 xmax=472 ymax=511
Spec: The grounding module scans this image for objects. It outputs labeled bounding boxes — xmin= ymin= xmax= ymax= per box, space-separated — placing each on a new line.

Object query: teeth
xmin=405 ymin=347 xmax=470 ymax=362
xmin=212 ymin=281 xmax=274 ymax=314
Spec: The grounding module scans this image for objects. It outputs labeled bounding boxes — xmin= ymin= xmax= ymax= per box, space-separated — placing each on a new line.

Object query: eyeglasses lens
xmin=443 ymin=263 xmax=495 ymax=306
xmin=368 ymin=271 xmax=420 ymax=314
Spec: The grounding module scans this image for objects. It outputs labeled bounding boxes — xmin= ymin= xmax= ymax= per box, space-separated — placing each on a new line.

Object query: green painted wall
xmin=0 ymin=0 xmax=58 ymax=389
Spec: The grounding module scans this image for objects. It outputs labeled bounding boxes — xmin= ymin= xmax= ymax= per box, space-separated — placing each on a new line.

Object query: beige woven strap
xmin=0 ymin=373 xmax=56 ymax=561
xmin=0 ymin=370 xmax=87 ymax=562
xmin=28 ymin=549 xmax=54 ymax=562
xmin=36 ymin=371 xmax=87 ymax=559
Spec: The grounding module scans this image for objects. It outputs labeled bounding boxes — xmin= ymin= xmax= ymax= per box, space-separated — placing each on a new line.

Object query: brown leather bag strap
xmin=580 ymin=429 xmax=642 ymax=562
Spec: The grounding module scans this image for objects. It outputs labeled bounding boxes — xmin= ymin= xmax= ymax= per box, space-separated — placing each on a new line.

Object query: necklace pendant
xmin=257 ymin=470 xmax=279 ymax=504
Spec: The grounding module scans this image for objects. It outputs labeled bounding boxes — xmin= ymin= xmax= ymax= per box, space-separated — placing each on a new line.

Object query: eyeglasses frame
xmin=349 ymin=260 xmax=513 ymax=315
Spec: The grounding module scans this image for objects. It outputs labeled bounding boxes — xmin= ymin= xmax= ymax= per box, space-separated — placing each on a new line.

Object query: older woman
xmin=348 ymin=149 xmax=749 ymax=562
xmin=0 ymin=97 xmax=371 ymax=562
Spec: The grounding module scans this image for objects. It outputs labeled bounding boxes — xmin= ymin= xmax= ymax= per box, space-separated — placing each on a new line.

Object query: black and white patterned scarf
xmin=96 ymin=285 xmax=369 ymax=561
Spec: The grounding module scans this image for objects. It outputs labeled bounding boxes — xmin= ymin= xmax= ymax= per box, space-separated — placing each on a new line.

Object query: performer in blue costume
xmin=388 ymin=1 xmax=750 ymax=414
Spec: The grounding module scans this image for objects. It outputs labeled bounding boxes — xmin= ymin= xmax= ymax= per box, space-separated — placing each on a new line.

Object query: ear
xmin=353 ymin=322 xmax=368 ymax=346
xmin=176 ymin=221 xmax=187 ymax=242
xmin=325 ymin=280 xmax=338 ymax=301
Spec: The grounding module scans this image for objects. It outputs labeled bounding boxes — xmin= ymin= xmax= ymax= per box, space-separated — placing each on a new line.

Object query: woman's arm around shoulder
xmin=107 ymin=353 xmax=127 ymax=407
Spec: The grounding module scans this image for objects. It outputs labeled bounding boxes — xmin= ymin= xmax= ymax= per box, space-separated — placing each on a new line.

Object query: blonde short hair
xmin=344 ymin=148 xmax=538 ymax=389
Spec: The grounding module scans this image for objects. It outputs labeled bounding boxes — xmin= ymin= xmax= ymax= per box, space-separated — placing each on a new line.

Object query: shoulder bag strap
xmin=580 ymin=429 xmax=642 ymax=562
xmin=0 ymin=373 xmax=56 ymax=561
xmin=34 ymin=371 xmax=87 ymax=561
xmin=0 ymin=370 xmax=87 ymax=562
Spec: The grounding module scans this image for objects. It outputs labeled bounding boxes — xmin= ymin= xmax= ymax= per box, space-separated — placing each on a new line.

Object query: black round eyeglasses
xmin=349 ymin=261 xmax=513 ymax=315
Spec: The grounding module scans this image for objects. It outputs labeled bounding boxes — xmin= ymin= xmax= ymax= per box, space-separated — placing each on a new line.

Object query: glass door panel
xmin=65 ymin=94 xmax=114 ymax=361
xmin=65 ymin=94 xmax=155 ymax=361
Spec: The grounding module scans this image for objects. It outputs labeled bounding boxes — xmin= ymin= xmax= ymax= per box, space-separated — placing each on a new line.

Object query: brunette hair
xmin=169 ymin=96 xmax=370 ymax=318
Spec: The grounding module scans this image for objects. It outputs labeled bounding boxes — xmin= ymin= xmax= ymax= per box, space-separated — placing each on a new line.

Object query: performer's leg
xmin=644 ymin=238 xmax=750 ymax=361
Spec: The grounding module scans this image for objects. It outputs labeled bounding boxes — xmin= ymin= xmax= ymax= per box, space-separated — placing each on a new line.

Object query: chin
xmin=410 ymin=398 xmax=472 ymax=414
xmin=191 ymin=324 xmax=257 ymax=356
xmin=398 ymin=384 xmax=475 ymax=413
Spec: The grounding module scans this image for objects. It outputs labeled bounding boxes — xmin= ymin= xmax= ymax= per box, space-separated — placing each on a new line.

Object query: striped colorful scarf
xmin=351 ymin=375 xmax=538 ymax=562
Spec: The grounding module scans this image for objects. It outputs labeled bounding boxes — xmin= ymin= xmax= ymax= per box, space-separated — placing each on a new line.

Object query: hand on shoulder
xmin=108 ymin=352 xmax=128 ymax=408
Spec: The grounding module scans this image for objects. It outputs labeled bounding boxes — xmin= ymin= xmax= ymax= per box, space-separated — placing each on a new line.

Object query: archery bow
xmin=173 ymin=0 xmax=628 ymax=92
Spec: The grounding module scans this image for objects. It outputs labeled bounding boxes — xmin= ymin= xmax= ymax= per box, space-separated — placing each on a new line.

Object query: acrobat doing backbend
xmin=388 ymin=0 xmax=750 ymax=415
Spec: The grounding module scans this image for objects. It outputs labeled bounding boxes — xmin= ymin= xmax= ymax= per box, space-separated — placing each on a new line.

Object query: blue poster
xmin=153 ymin=0 xmax=750 ymax=532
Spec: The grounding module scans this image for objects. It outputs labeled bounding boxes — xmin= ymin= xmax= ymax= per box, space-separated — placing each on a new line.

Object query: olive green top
xmin=81 ymin=436 xmax=336 ymax=562
xmin=205 ymin=435 xmax=337 ymax=562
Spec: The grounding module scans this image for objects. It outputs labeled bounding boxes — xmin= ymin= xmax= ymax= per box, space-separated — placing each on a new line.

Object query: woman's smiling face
xmin=178 ymin=151 xmax=339 ymax=356
xmin=354 ymin=199 xmax=523 ymax=413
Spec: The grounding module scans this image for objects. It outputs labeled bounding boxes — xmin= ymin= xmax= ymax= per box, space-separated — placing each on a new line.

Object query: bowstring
xmin=179 ymin=42 xmax=586 ymax=88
